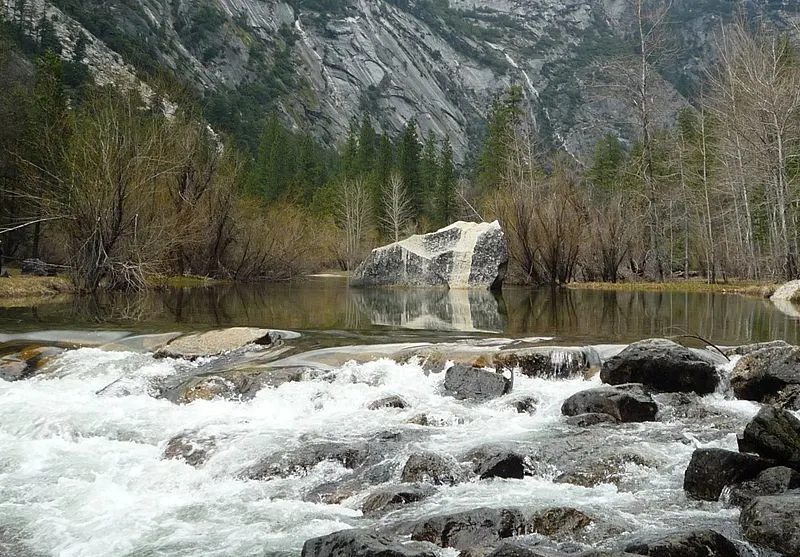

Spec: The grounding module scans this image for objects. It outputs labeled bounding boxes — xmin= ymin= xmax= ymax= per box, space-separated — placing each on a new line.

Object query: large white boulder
xmin=349 ymin=221 xmax=508 ymax=289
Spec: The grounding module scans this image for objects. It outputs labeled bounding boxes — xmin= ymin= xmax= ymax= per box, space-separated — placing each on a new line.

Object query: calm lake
xmin=2 ymin=276 xmax=799 ymax=346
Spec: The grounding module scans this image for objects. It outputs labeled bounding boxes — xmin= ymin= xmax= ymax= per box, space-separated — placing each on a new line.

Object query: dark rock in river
xmin=163 ymin=432 xmax=216 ymax=467
xmin=160 ymin=367 xmax=304 ymax=404
xmin=443 ymin=364 xmax=511 ymax=401
xmin=301 ymin=528 xmax=437 ymax=557
xmin=739 ymin=490 xmax=800 ymax=556
xmin=466 ymin=445 xmax=526 ymax=480
xmin=730 ymin=343 xmax=800 ymax=406
xmin=400 ymin=451 xmax=464 ymax=485
xmin=349 ymin=220 xmax=508 ymax=289
xmin=600 ymin=339 xmax=719 ymax=394
xmin=741 ymin=405 xmax=800 ymax=468
xmin=561 ymin=384 xmax=657 ymax=423
xmin=361 ymin=484 xmax=434 ymax=516
xmin=624 ymin=529 xmax=742 ymax=557
xmin=368 ymin=395 xmax=409 ymax=410
xmin=508 ymin=395 xmax=538 ymax=415
xmin=245 ymin=441 xmax=371 ymax=480
xmin=410 ymin=507 xmax=526 ymax=551
xmin=529 ymin=507 xmax=593 ymax=540
xmin=564 ymin=413 xmax=619 ymax=427
xmin=683 ymin=448 xmax=774 ymax=501
xmin=724 ymin=340 xmax=791 ymax=358
xmin=494 ymin=347 xmax=591 ymax=380
xmin=728 ymin=465 xmax=800 ymax=506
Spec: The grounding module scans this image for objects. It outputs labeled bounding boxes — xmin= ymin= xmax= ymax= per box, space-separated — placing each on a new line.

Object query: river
xmin=0 ymin=280 xmax=796 ymax=556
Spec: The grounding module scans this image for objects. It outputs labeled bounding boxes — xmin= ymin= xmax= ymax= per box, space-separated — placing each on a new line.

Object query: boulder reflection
xmin=351 ymin=288 xmax=505 ymax=332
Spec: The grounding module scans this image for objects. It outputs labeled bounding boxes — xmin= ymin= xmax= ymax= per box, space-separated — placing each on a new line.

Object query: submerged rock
xmin=564 ymin=413 xmax=619 ymax=427
xmin=624 ymin=529 xmax=742 ymax=557
xmin=600 ymin=339 xmax=719 ymax=394
xmin=0 ymin=345 xmax=64 ymax=381
xmin=730 ymin=343 xmax=800 ymax=405
xmin=508 ymin=395 xmax=538 ymax=415
xmin=739 ymin=490 xmax=800 ymax=556
xmin=683 ymin=448 xmax=774 ymax=501
xmin=728 ymin=466 xmax=800 ymax=506
xmin=741 ymin=405 xmax=800 ymax=468
xmin=368 ymin=395 xmax=410 ymax=410
xmin=400 ymin=451 xmax=464 ymax=485
xmin=443 ymin=364 xmax=511 ymax=401
xmin=349 ymin=220 xmax=508 ymax=289
xmin=361 ymin=484 xmax=434 ymax=516
xmin=409 ymin=507 xmax=526 ymax=551
xmin=244 ymin=441 xmax=370 ymax=480
xmin=301 ymin=528 xmax=437 ymax=557
xmin=155 ymin=327 xmax=274 ymax=359
xmin=561 ymin=384 xmax=657 ymax=423
xmin=529 ymin=507 xmax=593 ymax=540
xmin=163 ymin=432 xmax=216 ymax=467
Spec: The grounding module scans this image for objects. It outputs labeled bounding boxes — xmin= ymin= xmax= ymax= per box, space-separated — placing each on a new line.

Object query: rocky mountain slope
xmin=5 ymin=0 xmax=800 ymax=160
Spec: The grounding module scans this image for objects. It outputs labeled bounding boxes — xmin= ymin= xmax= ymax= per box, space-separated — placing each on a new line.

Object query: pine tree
xmin=341 ymin=118 xmax=360 ymax=179
xmin=398 ymin=120 xmax=422 ymax=219
xmin=419 ymin=130 xmax=439 ymax=220
xmin=588 ymin=134 xmax=626 ymax=194
xmin=436 ymin=136 xmax=457 ymax=226
xmin=357 ymin=114 xmax=376 ymax=175
xmin=253 ymin=111 xmax=293 ymax=202
xmin=477 ymin=85 xmax=524 ymax=193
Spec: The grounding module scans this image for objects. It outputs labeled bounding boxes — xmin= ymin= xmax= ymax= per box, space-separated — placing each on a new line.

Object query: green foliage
xmin=477 ymin=85 xmax=524 ymax=192
xmin=398 ymin=120 xmax=422 ymax=217
xmin=588 ymin=134 xmax=627 ymax=194
xmin=435 ymin=136 xmax=457 ymax=226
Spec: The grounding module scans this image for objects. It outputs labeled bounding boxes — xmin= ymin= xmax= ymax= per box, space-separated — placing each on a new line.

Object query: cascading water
xmin=0 ymin=338 xmax=765 ymax=556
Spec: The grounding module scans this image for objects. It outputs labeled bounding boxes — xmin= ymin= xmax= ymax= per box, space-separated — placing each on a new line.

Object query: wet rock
xmin=495 ymin=348 xmax=589 ymax=380
xmin=509 ymin=395 xmax=538 ymax=415
xmin=467 ymin=446 xmax=526 ymax=480
xmin=561 ymin=384 xmax=657 ymax=423
xmin=624 ymin=529 xmax=742 ymax=557
xmin=301 ymin=528 xmax=437 ymax=557
xmin=739 ymin=490 xmax=800 ymax=556
xmin=410 ymin=507 xmax=527 ymax=551
xmin=349 ymin=220 xmax=508 ymax=289
xmin=486 ymin=543 xmax=568 ymax=557
xmin=20 ymin=258 xmax=60 ymax=276
xmin=443 ymin=364 xmax=511 ymax=401
xmin=529 ymin=507 xmax=593 ymax=540
xmin=683 ymin=448 xmax=775 ymax=501
xmin=652 ymin=392 xmax=710 ymax=421
xmin=565 ymin=413 xmax=619 ymax=427
xmin=361 ymin=484 xmax=434 ymax=516
xmin=161 ymin=367 xmax=304 ymax=403
xmin=245 ymin=442 xmax=370 ymax=480
xmin=400 ymin=451 xmax=464 ymax=485
xmin=100 ymin=332 xmax=183 ymax=353
xmin=724 ymin=340 xmax=790 ymax=358
xmin=600 ymin=339 xmax=719 ymax=394
xmin=163 ymin=433 xmax=216 ymax=467
xmin=728 ymin=466 xmax=800 ymax=506
xmin=730 ymin=344 xmax=800 ymax=404
xmin=741 ymin=405 xmax=800 ymax=468
xmin=155 ymin=327 xmax=274 ymax=359
xmin=305 ymin=463 xmax=396 ymax=505
xmin=368 ymin=395 xmax=409 ymax=410
xmin=0 ymin=346 xmax=64 ymax=381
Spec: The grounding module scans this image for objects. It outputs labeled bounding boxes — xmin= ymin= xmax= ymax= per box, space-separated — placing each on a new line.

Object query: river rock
xmin=361 ymin=484 xmax=434 ymax=516
xmin=740 ymin=490 xmax=800 ymax=555
xmin=368 ymin=395 xmax=409 ymax=410
xmin=301 ymin=528 xmax=437 ymax=557
xmin=409 ymin=507 xmax=527 ymax=551
xmin=530 ymin=507 xmax=593 ymax=540
xmin=494 ymin=347 xmax=591 ymax=380
xmin=0 ymin=346 xmax=64 ymax=381
xmin=508 ymin=395 xmax=538 ymax=414
xmin=564 ymin=413 xmax=620 ymax=426
xmin=561 ymin=384 xmax=657 ymax=423
xmin=467 ymin=446 xmax=526 ymax=480
xmin=349 ymin=220 xmax=508 ymax=289
xmin=624 ymin=529 xmax=742 ymax=557
xmin=724 ymin=340 xmax=791 ymax=357
xmin=443 ymin=364 xmax=511 ymax=401
xmin=245 ymin=441 xmax=370 ymax=480
xmin=683 ymin=448 xmax=775 ymax=501
xmin=163 ymin=432 xmax=216 ymax=467
xmin=155 ymin=327 xmax=274 ymax=359
xmin=400 ymin=451 xmax=464 ymax=485
xmin=740 ymin=405 xmax=800 ymax=468
xmin=728 ymin=466 xmax=800 ymax=506
xmin=730 ymin=344 xmax=800 ymax=405
xmin=600 ymin=339 xmax=719 ymax=394
xmin=160 ymin=367 xmax=304 ymax=403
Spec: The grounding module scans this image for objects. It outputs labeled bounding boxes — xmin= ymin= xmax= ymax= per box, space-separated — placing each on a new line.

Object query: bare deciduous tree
xmin=380 ymin=172 xmax=413 ymax=243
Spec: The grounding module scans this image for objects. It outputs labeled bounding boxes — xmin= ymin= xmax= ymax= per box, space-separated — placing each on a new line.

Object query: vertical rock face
xmin=349 ymin=221 xmax=508 ymax=290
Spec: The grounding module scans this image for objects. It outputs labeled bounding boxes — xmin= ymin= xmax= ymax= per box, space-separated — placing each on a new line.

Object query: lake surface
xmin=1 ymin=277 xmax=799 ymax=346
